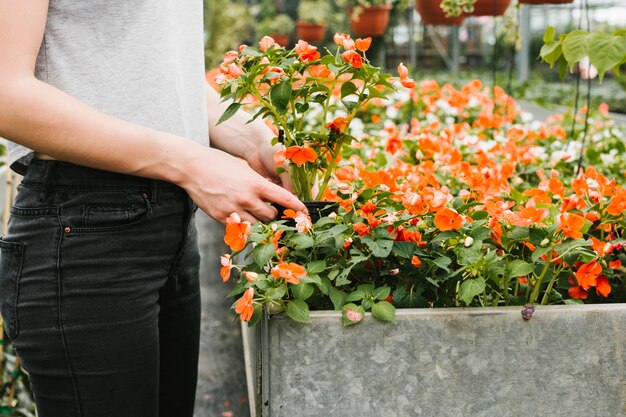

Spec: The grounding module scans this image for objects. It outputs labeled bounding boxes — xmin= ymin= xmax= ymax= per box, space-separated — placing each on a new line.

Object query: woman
xmin=0 ymin=1 xmax=304 ymax=416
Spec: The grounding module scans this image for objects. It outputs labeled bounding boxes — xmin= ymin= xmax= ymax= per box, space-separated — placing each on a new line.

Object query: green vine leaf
xmin=587 ymin=32 xmax=626 ymax=82
xmin=561 ymin=30 xmax=590 ymax=72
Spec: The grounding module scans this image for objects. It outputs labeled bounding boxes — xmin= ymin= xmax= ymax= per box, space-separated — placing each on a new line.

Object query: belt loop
xmin=41 ymin=161 xmax=58 ymax=190
xmin=150 ymin=181 xmax=158 ymax=205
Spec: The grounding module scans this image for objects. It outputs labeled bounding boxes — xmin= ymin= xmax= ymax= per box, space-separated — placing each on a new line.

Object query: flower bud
xmin=464 ymin=236 xmax=474 ymax=247
xmin=540 ymin=238 xmax=550 ymax=247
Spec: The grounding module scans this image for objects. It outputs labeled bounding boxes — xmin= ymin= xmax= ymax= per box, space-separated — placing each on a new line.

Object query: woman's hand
xmin=179 ymin=146 xmax=306 ymax=225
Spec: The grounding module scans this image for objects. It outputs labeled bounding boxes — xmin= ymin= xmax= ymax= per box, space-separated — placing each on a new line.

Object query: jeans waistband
xmin=22 ymin=159 xmax=184 ymax=195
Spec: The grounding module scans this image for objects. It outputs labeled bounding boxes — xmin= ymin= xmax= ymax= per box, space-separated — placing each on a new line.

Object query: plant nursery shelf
xmin=244 ymin=303 xmax=626 ymax=417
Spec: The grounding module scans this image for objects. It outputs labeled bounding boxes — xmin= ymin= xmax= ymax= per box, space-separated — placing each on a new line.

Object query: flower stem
xmin=528 ymin=250 xmax=553 ymax=304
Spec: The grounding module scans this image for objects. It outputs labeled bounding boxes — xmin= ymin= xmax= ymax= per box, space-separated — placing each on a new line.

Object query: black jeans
xmin=0 ymin=160 xmax=201 ymax=417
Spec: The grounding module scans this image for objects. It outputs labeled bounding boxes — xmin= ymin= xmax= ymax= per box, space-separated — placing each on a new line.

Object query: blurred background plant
xmin=203 ymin=0 xmax=252 ymax=68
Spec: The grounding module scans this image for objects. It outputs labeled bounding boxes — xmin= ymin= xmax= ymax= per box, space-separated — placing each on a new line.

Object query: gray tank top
xmin=8 ymin=0 xmax=209 ymax=174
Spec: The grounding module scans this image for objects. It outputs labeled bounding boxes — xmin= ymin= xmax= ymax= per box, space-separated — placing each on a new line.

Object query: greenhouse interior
xmin=0 ymin=1 xmax=625 ymax=417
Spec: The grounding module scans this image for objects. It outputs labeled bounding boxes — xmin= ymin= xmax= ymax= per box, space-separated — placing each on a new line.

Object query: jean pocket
xmin=0 ymin=238 xmax=25 ymax=341
xmin=60 ymin=191 xmax=151 ymax=234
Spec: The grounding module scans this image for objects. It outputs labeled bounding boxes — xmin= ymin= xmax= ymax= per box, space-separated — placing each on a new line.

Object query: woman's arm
xmin=0 ymin=0 xmax=305 ymax=224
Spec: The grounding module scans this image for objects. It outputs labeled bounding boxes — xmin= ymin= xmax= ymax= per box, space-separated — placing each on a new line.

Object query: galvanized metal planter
xmin=243 ymin=304 xmax=626 ymax=417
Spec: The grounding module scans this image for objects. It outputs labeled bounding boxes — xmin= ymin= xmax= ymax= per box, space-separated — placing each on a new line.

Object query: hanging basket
xmin=466 ymin=0 xmax=512 ymax=16
xmin=296 ymin=21 xmax=327 ymax=43
xmin=347 ymin=5 xmax=393 ymax=37
xmin=415 ymin=0 xmax=465 ymax=26
xmin=519 ymin=0 xmax=573 ymax=4
xmin=271 ymin=34 xmax=291 ymax=48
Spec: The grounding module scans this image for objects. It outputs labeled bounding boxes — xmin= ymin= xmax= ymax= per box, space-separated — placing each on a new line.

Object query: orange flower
xmin=308 ymin=64 xmax=331 ymax=78
xmin=274 ymin=148 xmax=286 ymax=167
xmin=333 ymin=32 xmax=352 ymax=47
xmin=235 ymin=288 xmax=255 ymax=322
xmin=397 ymin=62 xmax=416 ymax=89
xmin=397 ymin=62 xmax=409 ymax=79
xmin=590 ymin=237 xmax=613 ymax=256
xmin=220 ymin=254 xmax=232 ymax=282
xmin=224 ymin=213 xmax=251 ymax=252
xmin=595 ymin=276 xmax=611 ymax=297
xmin=355 ymin=37 xmax=372 ymax=52
xmin=282 ymin=209 xmax=312 ymax=233
xmin=400 ymin=78 xmax=416 ymax=89
xmin=259 ymin=36 xmax=276 ymax=52
xmin=609 ymin=259 xmax=621 ymax=269
xmin=295 ymin=40 xmax=320 ymax=62
xmin=568 ymin=285 xmax=588 ymax=300
xmin=271 ymin=262 xmax=307 ymax=285
xmin=575 ymin=261 xmax=602 ymax=290
xmin=284 ymin=146 xmax=318 ymax=166
xmin=411 ymin=255 xmax=422 ymax=267
xmin=327 ymin=117 xmax=349 ymax=135
xmin=557 ymin=212 xmax=586 ymax=239
xmin=243 ymin=271 xmax=258 ymax=283
xmin=607 ymin=194 xmax=626 ymax=216
xmin=434 ymin=208 xmax=464 ymax=231
xmin=341 ymin=50 xmax=363 ymax=68
xmin=353 ymin=222 xmax=371 ymax=236
xmin=222 ymin=50 xmax=238 ymax=65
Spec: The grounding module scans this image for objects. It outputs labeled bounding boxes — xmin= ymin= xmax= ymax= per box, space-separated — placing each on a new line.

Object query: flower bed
xmin=214 ymin=36 xmax=626 ymax=325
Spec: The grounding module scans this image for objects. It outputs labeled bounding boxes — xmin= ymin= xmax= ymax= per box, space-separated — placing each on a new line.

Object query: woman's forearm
xmin=0 ymin=75 xmax=198 ymax=185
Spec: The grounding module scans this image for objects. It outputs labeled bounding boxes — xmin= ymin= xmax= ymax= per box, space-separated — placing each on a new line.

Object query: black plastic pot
xmin=272 ymin=201 xmax=339 ymax=224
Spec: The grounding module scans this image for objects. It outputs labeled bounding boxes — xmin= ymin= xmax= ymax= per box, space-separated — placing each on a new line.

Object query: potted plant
xmin=215 ymin=32 xmax=401 ymax=210
xmin=440 ymin=0 xmax=511 ymax=17
xmin=296 ymin=0 xmax=330 ymax=43
xmin=338 ymin=0 xmax=395 ymax=37
xmin=220 ymin=69 xmax=626 ymax=415
xmin=415 ymin=0 xmax=465 ymax=26
xmin=519 ymin=0 xmax=572 ymax=4
xmin=255 ymin=14 xmax=295 ymax=47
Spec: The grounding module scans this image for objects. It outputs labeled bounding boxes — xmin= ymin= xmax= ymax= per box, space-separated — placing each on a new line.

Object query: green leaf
xmin=432 ymin=256 xmax=452 ymax=272
xmin=329 ymin=287 xmax=347 ymax=310
xmin=588 ymin=32 xmax=626 ymax=82
xmin=371 ymin=301 xmax=396 ymax=323
xmin=317 ymin=225 xmax=349 ymax=241
xmin=540 ymin=42 xmax=562 ymax=68
xmin=241 ymin=46 xmax=264 ymax=57
xmin=373 ymin=286 xmax=391 ymax=301
xmin=253 ymin=244 xmax=276 ymax=268
xmin=554 ymin=239 xmax=592 ymax=256
xmin=367 ymin=87 xmax=387 ymax=99
xmin=532 ymin=245 xmax=552 ymax=262
xmin=459 ymin=277 xmax=486 ymax=305
xmin=341 ymin=81 xmax=358 ymax=98
xmin=508 ymin=260 xmax=534 ymax=278
xmin=392 ymin=241 xmax=416 ymax=259
xmin=346 ymin=289 xmax=366 ymax=302
xmin=543 ymin=26 xmax=556 ymax=43
xmin=562 ymin=30 xmax=590 ymax=71
xmin=306 ymin=260 xmax=326 ymax=274
xmin=217 ymin=102 xmax=243 ymax=125
xmin=361 ymin=236 xmax=394 ymax=258
xmin=289 ymin=233 xmax=315 ymax=249
xmin=286 ymin=300 xmax=311 ymax=323
xmin=317 ymin=277 xmax=331 ymax=295
xmin=291 ymin=283 xmax=314 ymax=300
xmin=270 ymin=81 xmax=292 ymax=114
xmin=342 ymin=303 xmax=366 ymax=326
xmin=266 ymin=284 xmax=287 ymax=301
